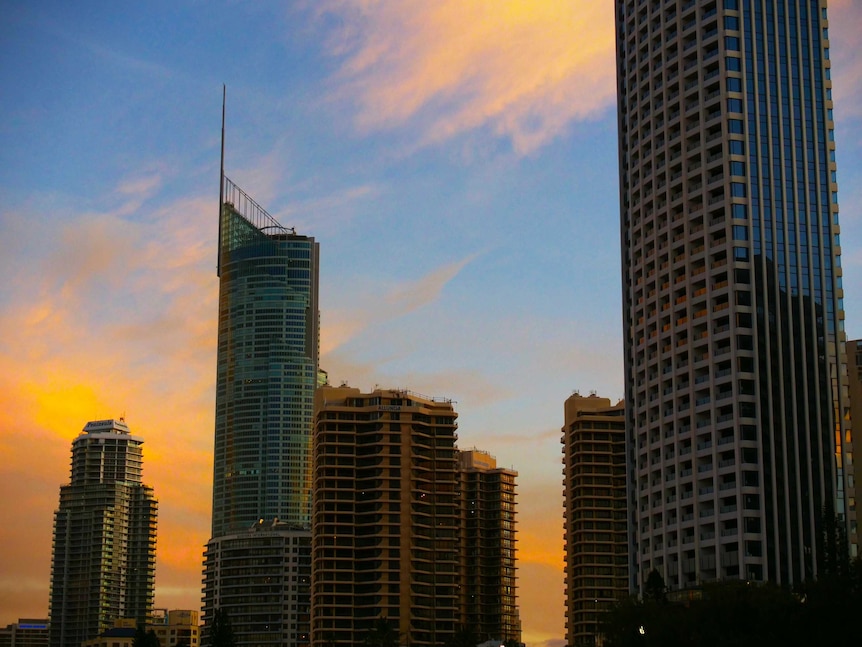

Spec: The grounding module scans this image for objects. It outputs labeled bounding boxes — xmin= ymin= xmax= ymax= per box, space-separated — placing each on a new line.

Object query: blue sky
xmin=2 ymin=2 xmax=862 ymax=645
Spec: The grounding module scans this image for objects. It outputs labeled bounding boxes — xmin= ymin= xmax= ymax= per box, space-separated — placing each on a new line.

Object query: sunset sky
xmin=2 ymin=2 xmax=862 ymax=645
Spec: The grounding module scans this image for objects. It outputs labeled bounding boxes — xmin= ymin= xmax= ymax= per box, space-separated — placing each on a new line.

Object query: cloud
xmin=830 ymin=0 xmax=862 ymax=123
xmin=322 ymin=0 xmax=616 ymax=153
xmin=0 ymin=176 xmax=218 ymax=617
xmin=320 ymin=253 xmax=478 ymax=355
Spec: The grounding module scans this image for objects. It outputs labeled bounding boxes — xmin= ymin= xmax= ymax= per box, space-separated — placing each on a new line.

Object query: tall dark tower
xmin=203 ymin=97 xmax=318 ymax=647
xmin=615 ymin=0 xmax=854 ymax=592
xmin=49 ymin=419 xmax=157 ymax=647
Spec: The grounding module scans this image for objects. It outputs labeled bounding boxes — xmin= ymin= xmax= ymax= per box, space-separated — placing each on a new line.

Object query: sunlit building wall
xmin=48 ymin=419 xmax=157 ymax=647
xmin=311 ymin=386 xmax=460 ymax=647
xmin=616 ymin=0 xmax=854 ymax=591
xmin=561 ymin=394 xmax=628 ymax=646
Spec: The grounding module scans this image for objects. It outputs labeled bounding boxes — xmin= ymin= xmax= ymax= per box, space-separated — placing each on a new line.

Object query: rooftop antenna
xmin=217 ymin=84 xmax=226 ymax=276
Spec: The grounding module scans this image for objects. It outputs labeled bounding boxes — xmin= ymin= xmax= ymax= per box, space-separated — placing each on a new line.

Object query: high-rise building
xmin=311 ymin=386 xmax=460 ymax=647
xmin=561 ymin=394 xmax=628 ymax=647
xmin=203 ymin=166 xmax=319 ymax=647
xmin=616 ymin=0 xmax=854 ymax=591
xmin=49 ymin=419 xmax=157 ymax=647
xmin=841 ymin=339 xmax=861 ymax=552
xmin=458 ymin=450 xmax=520 ymax=644
xmin=211 ymin=175 xmax=320 ymax=534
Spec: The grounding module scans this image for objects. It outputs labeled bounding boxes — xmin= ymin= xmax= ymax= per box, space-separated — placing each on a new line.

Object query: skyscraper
xmin=311 ymin=386 xmax=460 ymax=647
xmin=616 ymin=0 xmax=854 ymax=591
xmin=459 ymin=450 xmax=521 ymax=644
xmin=49 ymin=419 xmax=157 ymax=647
xmin=561 ymin=394 xmax=628 ymax=647
xmin=211 ymin=175 xmax=320 ymax=534
xmin=203 ymin=128 xmax=319 ymax=645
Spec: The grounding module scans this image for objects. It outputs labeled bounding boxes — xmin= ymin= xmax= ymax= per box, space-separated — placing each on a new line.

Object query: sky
xmin=1 ymin=1 xmax=862 ymax=645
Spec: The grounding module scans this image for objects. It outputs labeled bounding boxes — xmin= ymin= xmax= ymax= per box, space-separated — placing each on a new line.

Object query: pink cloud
xmin=323 ymin=0 xmax=616 ymax=153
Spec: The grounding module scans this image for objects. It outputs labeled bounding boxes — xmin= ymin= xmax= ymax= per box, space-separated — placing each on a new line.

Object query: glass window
xmin=724 ymin=16 xmax=739 ymax=30
xmin=725 ymin=36 xmax=741 ymax=51
xmin=730 ymin=140 xmax=744 ymax=155
xmin=731 ymin=161 xmax=746 ymax=175
xmin=731 ymin=183 xmax=747 ymax=197
xmin=734 ymin=247 xmax=749 ymax=261
xmin=726 ymin=56 xmax=741 ymax=71
xmin=732 ymin=204 xmax=747 ymax=219
xmin=733 ymin=226 xmax=749 ymax=241
xmin=728 ymin=98 xmax=743 ymax=113
xmin=727 ymin=77 xmax=742 ymax=92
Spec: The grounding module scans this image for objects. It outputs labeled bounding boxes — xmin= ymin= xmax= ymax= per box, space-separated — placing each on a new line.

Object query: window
xmin=725 ymin=36 xmax=740 ymax=51
xmin=726 ymin=56 xmax=741 ymax=71
xmin=727 ymin=77 xmax=742 ymax=92
xmin=727 ymin=98 xmax=743 ymax=113
xmin=732 ymin=204 xmax=746 ymax=219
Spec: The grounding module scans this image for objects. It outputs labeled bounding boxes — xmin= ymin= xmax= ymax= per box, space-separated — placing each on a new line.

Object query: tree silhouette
xmin=206 ymin=609 xmax=236 ymax=647
xmin=363 ymin=617 xmax=398 ymax=647
xmin=133 ymin=627 xmax=160 ymax=647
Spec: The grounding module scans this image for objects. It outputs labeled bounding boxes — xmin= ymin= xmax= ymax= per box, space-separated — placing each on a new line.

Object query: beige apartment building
xmin=311 ymin=385 xmax=460 ymax=647
xmin=562 ymin=393 xmax=629 ymax=646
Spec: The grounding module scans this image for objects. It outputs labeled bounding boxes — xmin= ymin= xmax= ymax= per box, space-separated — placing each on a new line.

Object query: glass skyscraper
xmin=211 ymin=176 xmax=320 ymax=535
xmin=49 ymin=419 xmax=157 ymax=647
xmin=616 ymin=0 xmax=854 ymax=591
xmin=203 ymin=173 xmax=319 ymax=647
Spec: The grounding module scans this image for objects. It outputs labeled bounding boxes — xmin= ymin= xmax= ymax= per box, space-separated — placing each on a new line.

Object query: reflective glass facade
xmin=616 ymin=0 xmax=853 ymax=590
xmin=211 ymin=180 xmax=319 ymax=535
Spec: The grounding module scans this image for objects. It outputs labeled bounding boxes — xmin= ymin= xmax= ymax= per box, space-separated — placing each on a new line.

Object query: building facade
xmin=81 ymin=611 xmax=200 ymax=647
xmin=49 ymin=420 xmax=157 ymax=647
xmin=204 ymin=173 xmax=319 ymax=647
xmin=458 ymin=450 xmax=520 ymax=644
xmin=562 ymin=394 xmax=628 ymax=646
xmin=203 ymin=522 xmax=310 ymax=647
xmin=0 ymin=620 xmax=48 ymax=647
xmin=616 ymin=0 xmax=854 ymax=591
xmin=311 ymin=386 xmax=460 ymax=647
xmin=211 ymin=175 xmax=320 ymax=534
xmin=842 ymin=339 xmax=861 ymax=552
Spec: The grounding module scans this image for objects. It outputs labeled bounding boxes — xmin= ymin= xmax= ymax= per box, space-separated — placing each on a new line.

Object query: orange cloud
xmin=324 ymin=0 xmax=616 ymax=153
xmin=0 ymin=178 xmax=218 ymax=619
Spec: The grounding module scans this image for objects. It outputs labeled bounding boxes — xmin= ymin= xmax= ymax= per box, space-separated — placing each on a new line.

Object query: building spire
xmin=217 ymin=84 xmax=226 ymax=275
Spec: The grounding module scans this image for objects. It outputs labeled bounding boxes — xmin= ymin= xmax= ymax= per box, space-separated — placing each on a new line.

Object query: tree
xmin=206 ymin=609 xmax=236 ymax=647
xmin=363 ymin=617 xmax=398 ymax=647
xmin=643 ymin=570 xmax=668 ymax=605
xmin=446 ymin=625 xmax=478 ymax=647
xmin=133 ymin=627 xmax=159 ymax=647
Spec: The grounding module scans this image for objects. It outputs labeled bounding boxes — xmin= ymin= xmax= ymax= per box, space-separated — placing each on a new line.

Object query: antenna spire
xmin=217 ymin=85 xmax=226 ymax=275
